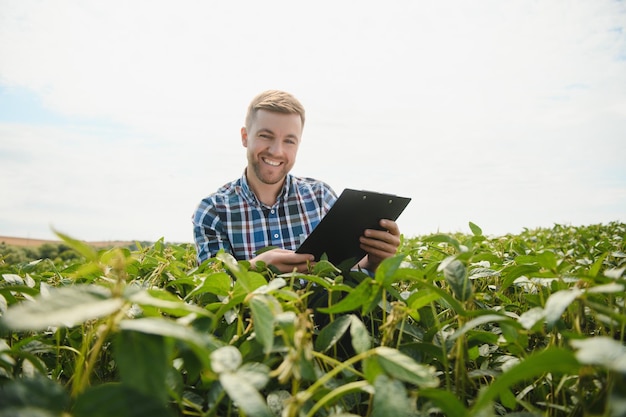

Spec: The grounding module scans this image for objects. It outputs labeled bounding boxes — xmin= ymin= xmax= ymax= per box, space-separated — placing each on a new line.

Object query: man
xmin=192 ymin=90 xmax=401 ymax=273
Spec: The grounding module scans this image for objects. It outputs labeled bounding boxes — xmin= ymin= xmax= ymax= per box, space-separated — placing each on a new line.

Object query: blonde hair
xmin=245 ymin=90 xmax=306 ymax=130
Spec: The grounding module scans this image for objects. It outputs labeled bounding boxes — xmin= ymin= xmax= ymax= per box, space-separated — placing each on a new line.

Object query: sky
xmin=1 ymin=0 xmax=625 ymax=244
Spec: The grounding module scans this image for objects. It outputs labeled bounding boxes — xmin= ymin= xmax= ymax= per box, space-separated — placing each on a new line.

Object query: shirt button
xmin=273 ymin=233 xmax=279 ymax=238
xmin=270 ymin=209 xmax=275 ymax=214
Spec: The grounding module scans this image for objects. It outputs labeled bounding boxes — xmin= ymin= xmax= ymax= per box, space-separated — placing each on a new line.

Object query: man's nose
xmin=268 ymin=140 xmax=283 ymax=154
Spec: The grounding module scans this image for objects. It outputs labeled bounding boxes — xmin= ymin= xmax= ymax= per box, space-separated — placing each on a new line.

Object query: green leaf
xmin=0 ymin=285 xmax=40 ymax=300
xmin=571 ymin=337 xmax=626 ymax=373
xmin=311 ymin=259 xmax=341 ymax=277
xmin=1 ymin=285 xmax=124 ymax=330
xmin=210 ymin=346 xmax=242 ymax=373
xmin=440 ymin=257 xmax=473 ymax=301
xmin=448 ymin=314 xmax=519 ymax=343
xmin=371 ymin=375 xmax=411 ymax=417
xmin=53 ymin=229 xmax=98 ymax=261
xmin=499 ymin=388 xmax=517 ymax=409
xmin=249 ymin=295 xmax=277 ymax=354
xmin=315 ymin=315 xmax=351 ymax=352
xmin=253 ymin=277 xmax=287 ymax=294
xmin=471 ymin=348 xmax=580 ymax=413
xmin=405 ymin=280 xmax=467 ymax=316
xmin=375 ymin=346 xmax=439 ymax=388
xmin=500 ymin=264 xmax=541 ymax=290
xmin=423 ymin=234 xmax=462 ymax=252
xmin=537 ymin=251 xmax=557 ymax=270
xmin=518 ymin=306 xmax=546 ymax=330
xmin=399 ymin=342 xmax=445 ymax=363
xmin=235 ymin=362 xmax=271 ymax=390
xmin=127 ymin=288 xmax=213 ymax=318
xmin=185 ymin=272 xmax=232 ymax=299
xmin=362 ymin=285 xmax=384 ymax=316
xmin=0 ymin=375 xmax=69 ymax=412
xmin=99 ymin=247 xmax=133 ymax=267
xmin=349 ymin=314 xmax=371 ymax=354
xmin=275 ymin=311 xmax=297 ymax=340
xmin=219 ymin=372 xmax=273 ymax=417
xmin=374 ymin=254 xmax=405 ymax=286
xmin=266 ymin=390 xmax=292 ymax=417
xmin=516 ymin=251 xmax=557 ymax=270
xmin=363 ymin=355 xmax=385 ymax=384
xmin=216 ymin=251 xmax=240 ymax=271
xmin=232 ymin=270 xmax=268 ymax=300
xmin=587 ymin=282 xmax=625 ymax=293
xmin=407 ymin=290 xmax=441 ymax=320
xmin=583 ymin=300 xmax=626 ymax=326
xmin=469 ymin=221 xmax=483 ymax=236
xmin=605 ymin=266 xmax=626 ymax=279
xmin=118 ymin=317 xmax=222 ymax=367
xmin=588 ymin=252 xmax=608 ymax=278
xmin=295 ymin=274 xmax=334 ymax=289
xmin=73 ymin=383 xmax=174 ymax=417
xmin=469 ymin=267 xmax=500 ymax=280
xmin=543 ymin=288 xmax=583 ymax=326
xmin=418 ymin=388 xmax=468 ymax=417
xmin=2 ymin=274 xmax=24 ymax=285
xmin=317 ymin=279 xmax=373 ymax=314
xmin=115 ymin=331 xmax=169 ymax=405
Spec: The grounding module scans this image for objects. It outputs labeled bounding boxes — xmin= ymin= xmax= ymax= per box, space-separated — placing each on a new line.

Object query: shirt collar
xmin=240 ymin=169 xmax=293 ymax=208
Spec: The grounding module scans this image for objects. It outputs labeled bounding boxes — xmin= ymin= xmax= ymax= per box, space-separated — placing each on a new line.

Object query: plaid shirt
xmin=192 ymin=173 xmax=337 ymax=264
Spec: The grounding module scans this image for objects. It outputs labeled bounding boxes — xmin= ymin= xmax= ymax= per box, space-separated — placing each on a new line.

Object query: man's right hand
xmin=250 ymin=249 xmax=315 ymax=273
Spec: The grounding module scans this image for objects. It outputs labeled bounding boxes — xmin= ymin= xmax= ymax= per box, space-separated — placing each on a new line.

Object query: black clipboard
xmin=296 ymin=189 xmax=411 ymax=266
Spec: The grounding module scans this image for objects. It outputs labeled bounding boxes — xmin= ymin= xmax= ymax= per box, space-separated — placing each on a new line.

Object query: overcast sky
xmin=1 ymin=0 xmax=625 ymax=243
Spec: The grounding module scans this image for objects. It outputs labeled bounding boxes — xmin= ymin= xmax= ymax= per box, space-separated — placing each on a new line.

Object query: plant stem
xmin=311 ymin=351 xmax=365 ymax=378
xmin=430 ymin=302 xmax=451 ymax=391
xmin=454 ymin=330 xmax=467 ymax=405
xmin=304 ymin=380 xmax=370 ymax=417
xmin=297 ymin=350 xmax=373 ymax=405
xmin=71 ymin=306 xmax=127 ymax=397
xmin=396 ymin=315 xmax=407 ymax=350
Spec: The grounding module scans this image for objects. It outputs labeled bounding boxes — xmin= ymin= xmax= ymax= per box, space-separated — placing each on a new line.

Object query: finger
xmin=380 ymin=219 xmax=400 ymax=236
xmin=360 ymin=237 xmax=397 ymax=254
xmin=290 ymin=259 xmax=314 ymax=273
xmin=291 ymin=253 xmax=315 ymax=264
xmin=363 ymin=230 xmax=400 ymax=246
xmin=278 ymin=253 xmax=313 ymax=264
xmin=360 ymin=243 xmax=396 ymax=263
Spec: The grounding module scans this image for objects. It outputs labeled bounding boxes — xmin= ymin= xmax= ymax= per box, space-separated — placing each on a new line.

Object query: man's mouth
xmin=262 ymin=157 xmax=281 ymax=167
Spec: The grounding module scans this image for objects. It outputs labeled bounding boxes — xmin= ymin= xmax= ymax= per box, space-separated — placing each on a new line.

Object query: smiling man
xmin=192 ymin=90 xmax=401 ymax=273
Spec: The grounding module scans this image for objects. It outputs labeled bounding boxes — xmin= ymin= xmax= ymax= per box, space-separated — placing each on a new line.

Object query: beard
xmin=249 ymin=157 xmax=289 ymax=185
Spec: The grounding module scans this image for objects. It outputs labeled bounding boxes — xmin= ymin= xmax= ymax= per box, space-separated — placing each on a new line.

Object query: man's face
xmin=242 ymin=109 xmax=302 ymax=187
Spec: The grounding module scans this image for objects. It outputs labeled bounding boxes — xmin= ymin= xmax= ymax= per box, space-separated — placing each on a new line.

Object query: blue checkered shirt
xmin=192 ymin=173 xmax=337 ymax=264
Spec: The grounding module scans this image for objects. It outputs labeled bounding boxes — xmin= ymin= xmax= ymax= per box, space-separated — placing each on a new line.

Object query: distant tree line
xmin=0 ymin=241 xmax=151 ymax=266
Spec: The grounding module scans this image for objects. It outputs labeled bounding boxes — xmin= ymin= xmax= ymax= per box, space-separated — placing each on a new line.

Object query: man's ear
xmin=241 ymin=127 xmax=248 ymax=147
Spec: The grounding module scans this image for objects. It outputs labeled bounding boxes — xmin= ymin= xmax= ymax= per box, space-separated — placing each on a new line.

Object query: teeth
xmin=263 ymin=158 xmax=280 ymax=166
